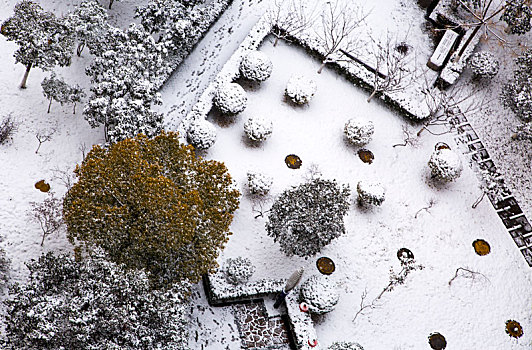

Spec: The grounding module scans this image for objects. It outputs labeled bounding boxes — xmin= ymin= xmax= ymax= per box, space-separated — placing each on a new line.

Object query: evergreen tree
xmin=65 ymin=0 xmax=109 ymax=56
xmin=84 ymin=24 xmax=168 ymax=142
xmin=2 ymin=251 xmax=191 ymax=350
xmin=1 ymin=1 xmax=74 ymax=88
xmin=501 ymin=0 xmax=532 ymax=35
xmin=63 ymin=132 xmax=240 ymax=286
xmin=266 ymin=178 xmax=350 ymax=257
xmin=41 ymin=73 xmax=85 ymax=114
xmin=502 ymin=48 xmax=532 ymax=122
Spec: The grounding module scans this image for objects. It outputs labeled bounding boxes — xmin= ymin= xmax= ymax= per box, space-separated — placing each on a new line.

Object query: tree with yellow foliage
xmin=63 ymin=132 xmax=240 ymax=287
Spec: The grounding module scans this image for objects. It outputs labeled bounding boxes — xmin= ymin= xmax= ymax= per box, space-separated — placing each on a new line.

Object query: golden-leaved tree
xmin=63 ymin=132 xmax=240 ymax=287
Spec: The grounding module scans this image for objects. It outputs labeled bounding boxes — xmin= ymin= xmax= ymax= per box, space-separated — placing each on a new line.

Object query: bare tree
xmin=35 ymin=128 xmax=56 ymax=154
xmin=266 ymin=0 xmax=318 ymax=46
xmin=28 ymin=192 xmax=64 ymax=246
xmin=364 ymin=32 xmax=417 ymax=102
xmin=314 ymin=0 xmax=368 ymax=74
xmin=0 ymin=114 xmax=17 ymax=145
xmin=448 ymin=267 xmax=489 ymax=285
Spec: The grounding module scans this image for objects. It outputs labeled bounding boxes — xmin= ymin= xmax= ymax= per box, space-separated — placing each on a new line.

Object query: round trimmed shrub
xmin=344 ymin=118 xmax=374 ymax=146
xmin=213 ymin=83 xmax=247 ymax=115
xmin=357 ymin=181 xmax=385 ymax=206
xmin=187 ymin=119 xmax=216 ymax=150
xmin=239 ymin=51 xmax=273 ymax=82
xmin=223 ymin=257 xmax=255 ymax=285
xmin=247 ymin=170 xmax=273 ymax=195
xmin=300 ymin=275 xmax=339 ymax=314
xmin=428 ymin=148 xmax=463 ymax=182
xmin=469 ymin=52 xmax=499 ymax=79
xmin=285 ymin=74 xmax=317 ymax=105
xmin=328 ymin=342 xmax=365 ymax=350
xmin=244 ymin=115 xmax=273 ymax=141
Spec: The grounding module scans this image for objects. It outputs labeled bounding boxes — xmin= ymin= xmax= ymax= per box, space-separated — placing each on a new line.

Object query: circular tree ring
xmin=397 ymin=248 xmax=414 ymax=262
xmin=506 ymin=320 xmax=523 ymax=338
xmin=358 ymin=149 xmax=374 ymax=164
xmin=285 ymin=154 xmax=302 ymax=169
xmin=316 ymin=257 xmax=336 ymax=275
xmin=428 ymin=332 xmax=447 ymax=350
xmin=473 ymin=239 xmax=491 ymax=256
xmin=308 ymin=339 xmax=318 ymax=347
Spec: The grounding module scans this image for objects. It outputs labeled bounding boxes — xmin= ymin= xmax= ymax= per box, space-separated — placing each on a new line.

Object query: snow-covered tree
xmin=247 ymin=170 xmax=273 ymax=195
xmin=135 ymin=0 xmax=187 ymax=34
xmin=501 ymin=0 xmax=532 ymax=35
xmin=239 ymin=51 xmax=273 ymax=82
xmin=63 ymin=132 xmax=240 ymax=286
xmin=502 ymin=48 xmax=532 ymax=122
xmin=300 ymin=275 xmax=339 ymax=314
xmin=515 ymin=121 xmax=532 ymax=141
xmin=344 ymin=118 xmax=374 ymax=146
xmin=223 ymin=257 xmax=255 ymax=285
xmin=266 ymin=178 xmax=350 ymax=257
xmin=187 ymin=118 xmax=217 ymax=150
xmin=2 ymin=251 xmax=191 ymax=350
xmin=244 ymin=115 xmax=273 ymax=141
xmin=213 ymin=82 xmax=247 ymax=115
xmin=1 ymin=1 xmax=74 ymax=88
xmin=328 ymin=342 xmax=365 ymax=350
xmin=84 ymin=24 xmax=167 ymax=143
xmin=41 ymin=73 xmax=85 ymax=113
xmin=65 ymin=0 xmax=109 ymax=56
xmin=357 ymin=181 xmax=386 ymax=207
xmin=285 ymin=74 xmax=317 ymax=105
xmin=468 ymin=51 xmax=500 ymax=79
xmin=428 ymin=148 xmax=463 ymax=182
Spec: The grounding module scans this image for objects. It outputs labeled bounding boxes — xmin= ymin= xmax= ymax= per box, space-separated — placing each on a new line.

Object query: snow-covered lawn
xmin=195 ymin=38 xmax=532 ymax=349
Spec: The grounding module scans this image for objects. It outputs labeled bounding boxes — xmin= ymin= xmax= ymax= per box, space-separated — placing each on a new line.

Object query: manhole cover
xmin=35 ymin=180 xmax=50 ymax=192
xmin=316 ymin=257 xmax=335 ymax=275
xmin=285 ymin=154 xmax=302 ymax=169
xmin=506 ymin=320 xmax=523 ymax=338
xmin=358 ymin=149 xmax=374 ymax=164
xmin=473 ymin=239 xmax=490 ymax=256
xmin=397 ymin=248 xmax=414 ymax=262
xmin=428 ymin=332 xmax=447 ymax=350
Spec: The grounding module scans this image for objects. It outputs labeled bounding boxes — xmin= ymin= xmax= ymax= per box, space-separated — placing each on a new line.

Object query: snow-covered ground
xmin=1 ymin=0 xmax=532 ymax=348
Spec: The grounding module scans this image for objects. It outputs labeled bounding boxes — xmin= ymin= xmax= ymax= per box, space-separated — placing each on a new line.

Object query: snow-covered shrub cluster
xmin=0 ymin=243 xmax=10 ymax=289
xmin=502 ymin=48 xmax=532 ymax=122
xmin=239 ymin=51 xmax=273 ymax=82
xmin=468 ymin=51 xmax=499 ymax=79
xmin=244 ymin=115 xmax=273 ymax=141
xmin=515 ymin=121 xmax=532 ymax=141
xmin=300 ymin=275 xmax=339 ymax=314
xmin=266 ymin=178 xmax=350 ymax=257
xmin=1 ymin=251 xmax=191 ymax=350
xmin=285 ymin=74 xmax=317 ymax=105
xmin=501 ymin=0 xmax=532 ymax=35
xmin=328 ymin=342 xmax=365 ymax=350
xmin=223 ymin=256 xmax=256 ymax=285
xmin=187 ymin=118 xmax=217 ymax=149
xmin=344 ymin=118 xmax=374 ymax=146
xmin=247 ymin=170 xmax=273 ymax=195
xmin=428 ymin=148 xmax=463 ymax=182
xmin=477 ymin=168 xmax=509 ymax=203
xmin=41 ymin=73 xmax=85 ymax=113
xmin=357 ymin=181 xmax=386 ymax=206
xmin=0 ymin=115 xmax=17 ymax=145
xmin=213 ymin=82 xmax=248 ymax=115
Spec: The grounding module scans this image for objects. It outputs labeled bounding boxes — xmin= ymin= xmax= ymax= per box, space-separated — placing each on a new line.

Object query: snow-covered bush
xmin=0 ymin=243 xmax=10 ymax=289
xmin=428 ymin=148 xmax=463 ymax=182
xmin=244 ymin=115 xmax=273 ymax=141
xmin=247 ymin=170 xmax=273 ymax=195
xmin=0 ymin=115 xmax=17 ymax=145
xmin=187 ymin=118 xmax=217 ymax=150
xmin=213 ymin=82 xmax=247 ymax=114
xmin=515 ymin=121 xmax=532 ymax=141
xmin=300 ymin=275 xmax=339 ymax=314
xmin=468 ymin=51 xmax=499 ymax=79
xmin=223 ymin=256 xmax=256 ymax=285
xmin=266 ymin=178 xmax=350 ymax=257
xmin=1 ymin=251 xmax=191 ymax=350
xmin=239 ymin=51 xmax=273 ymax=82
xmin=502 ymin=48 xmax=532 ymax=122
xmin=41 ymin=73 xmax=85 ymax=113
xmin=501 ymin=0 xmax=532 ymax=35
xmin=344 ymin=118 xmax=374 ymax=146
xmin=328 ymin=342 xmax=365 ymax=350
xmin=285 ymin=74 xmax=317 ymax=105
xmin=357 ymin=181 xmax=386 ymax=206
